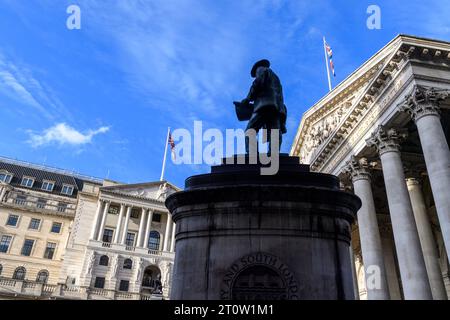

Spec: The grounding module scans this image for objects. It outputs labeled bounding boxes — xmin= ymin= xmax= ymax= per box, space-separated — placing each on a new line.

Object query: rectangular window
xmin=6 ymin=214 xmax=19 ymax=227
xmin=57 ymin=202 xmax=67 ymax=213
xmin=0 ymin=173 xmax=12 ymax=183
xmin=0 ymin=235 xmax=12 ymax=253
xmin=21 ymin=239 xmax=35 ymax=256
xmin=102 ymin=229 xmax=114 ymax=243
xmin=119 ymin=280 xmax=129 ymax=292
xmin=108 ymin=205 xmax=119 ymax=215
xmin=61 ymin=184 xmax=74 ymax=196
xmin=21 ymin=177 xmax=34 ymax=188
xmin=28 ymin=218 xmax=41 ymax=230
xmin=44 ymin=242 xmax=56 ymax=259
xmin=94 ymin=277 xmax=105 ymax=289
xmin=51 ymin=222 xmax=62 ymax=233
xmin=131 ymin=208 xmax=140 ymax=219
xmin=125 ymin=233 xmax=135 ymax=247
xmin=41 ymin=181 xmax=55 ymax=192
xmin=152 ymin=213 xmax=161 ymax=223
xmin=15 ymin=195 xmax=26 ymax=205
xmin=36 ymin=198 xmax=47 ymax=209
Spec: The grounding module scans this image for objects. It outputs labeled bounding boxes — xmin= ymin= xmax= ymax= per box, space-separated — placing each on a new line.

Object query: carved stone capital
xmin=342 ymin=156 xmax=377 ymax=183
xmin=398 ymin=85 xmax=449 ymax=122
xmin=405 ymin=177 xmax=422 ymax=187
xmin=366 ymin=126 xmax=407 ymax=156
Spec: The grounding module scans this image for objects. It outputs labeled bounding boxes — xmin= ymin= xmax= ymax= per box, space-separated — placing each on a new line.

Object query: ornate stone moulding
xmin=296 ymin=36 xmax=450 ymax=173
xmin=398 ymin=85 xmax=449 ymax=122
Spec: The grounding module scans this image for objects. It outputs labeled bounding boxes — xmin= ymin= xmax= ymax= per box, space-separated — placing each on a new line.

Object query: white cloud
xmin=78 ymin=1 xmax=315 ymax=128
xmin=27 ymin=123 xmax=110 ymax=147
xmin=0 ymin=53 xmax=72 ymax=120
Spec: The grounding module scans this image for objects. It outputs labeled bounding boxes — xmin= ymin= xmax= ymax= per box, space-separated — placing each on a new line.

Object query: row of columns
xmin=345 ymin=86 xmax=450 ymax=300
xmin=90 ymin=200 xmax=175 ymax=252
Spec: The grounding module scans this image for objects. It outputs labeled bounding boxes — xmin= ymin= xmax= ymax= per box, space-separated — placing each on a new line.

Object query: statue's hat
xmin=251 ymin=59 xmax=270 ymax=77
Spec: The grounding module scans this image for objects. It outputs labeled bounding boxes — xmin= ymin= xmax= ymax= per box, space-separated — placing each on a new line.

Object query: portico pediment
xmin=100 ymin=181 xmax=180 ymax=202
xmin=291 ymin=35 xmax=450 ymax=172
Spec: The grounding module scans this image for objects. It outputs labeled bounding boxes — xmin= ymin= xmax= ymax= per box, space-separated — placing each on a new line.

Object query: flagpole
xmin=323 ymin=36 xmax=332 ymax=92
xmin=160 ymin=127 xmax=170 ymax=181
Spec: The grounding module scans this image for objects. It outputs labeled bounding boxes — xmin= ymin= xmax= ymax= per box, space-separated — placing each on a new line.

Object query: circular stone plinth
xmin=165 ymin=154 xmax=361 ymax=300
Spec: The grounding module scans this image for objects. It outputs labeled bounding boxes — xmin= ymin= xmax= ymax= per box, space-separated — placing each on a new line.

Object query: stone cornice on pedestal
xmin=291 ymin=35 xmax=450 ymax=173
xmin=366 ymin=126 xmax=408 ymax=156
xmin=398 ymin=85 xmax=450 ymax=122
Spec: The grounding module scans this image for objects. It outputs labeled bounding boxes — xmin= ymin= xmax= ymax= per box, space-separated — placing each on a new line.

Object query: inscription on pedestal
xmin=220 ymin=252 xmax=299 ymax=300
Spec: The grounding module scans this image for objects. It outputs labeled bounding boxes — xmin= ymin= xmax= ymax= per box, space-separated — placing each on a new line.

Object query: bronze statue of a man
xmin=234 ymin=59 xmax=287 ymax=154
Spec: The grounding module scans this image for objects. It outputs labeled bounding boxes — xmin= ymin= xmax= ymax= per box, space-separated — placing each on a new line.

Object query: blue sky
xmin=0 ymin=0 xmax=449 ymax=188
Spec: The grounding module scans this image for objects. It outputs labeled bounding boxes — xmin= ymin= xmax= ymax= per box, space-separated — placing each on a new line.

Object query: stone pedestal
xmin=165 ymin=155 xmax=361 ymax=300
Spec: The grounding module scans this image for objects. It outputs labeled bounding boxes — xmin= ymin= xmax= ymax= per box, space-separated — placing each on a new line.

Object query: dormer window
xmin=61 ymin=184 xmax=74 ymax=196
xmin=21 ymin=177 xmax=35 ymax=188
xmin=0 ymin=171 xmax=13 ymax=184
xmin=41 ymin=180 xmax=55 ymax=192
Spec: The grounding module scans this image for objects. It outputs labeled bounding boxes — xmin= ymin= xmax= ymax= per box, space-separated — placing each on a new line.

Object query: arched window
xmin=36 ymin=270 xmax=49 ymax=283
xmin=13 ymin=267 xmax=26 ymax=280
xmin=99 ymin=255 xmax=109 ymax=266
xmin=148 ymin=231 xmax=160 ymax=250
xmin=123 ymin=258 xmax=133 ymax=270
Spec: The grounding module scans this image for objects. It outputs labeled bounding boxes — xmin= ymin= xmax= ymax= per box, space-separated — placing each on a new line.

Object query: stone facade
xmin=291 ymin=35 xmax=450 ymax=300
xmin=0 ymin=157 xmax=178 ymax=300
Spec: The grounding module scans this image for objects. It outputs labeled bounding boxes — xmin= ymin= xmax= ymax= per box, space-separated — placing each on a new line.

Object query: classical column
xmin=136 ymin=208 xmax=147 ymax=248
xmin=120 ymin=206 xmax=132 ymax=245
xmin=163 ymin=213 xmax=173 ymax=252
xmin=96 ymin=201 xmax=110 ymax=242
xmin=143 ymin=210 xmax=153 ymax=249
xmin=399 ymin=86 xmax=450 ymax=262
xmin=113 ymin=204 xmax=126 ymax=243
xmin=344 ymin=156 xmax=390 ymax=300
xmin=379 ymin=223 xmax=402 ymax=300
xmin=349 ymin=243 xmax=360 ymax=300
xmin=90 ymin=200 xmax=104 ymax=240
xmin=170 ymin=223 xmax=176 ymax=252
xmin=406 ymin=177 xmax=448 ymax=300
xmin=367 ymin=126 xmax=432 ymax=299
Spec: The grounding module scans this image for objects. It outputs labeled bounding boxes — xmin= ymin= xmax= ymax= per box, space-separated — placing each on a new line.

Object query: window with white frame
xmin=61 ymin=184 xmax=74 ymax=196
xmin=36 ymin=198 xmax=47 ymax=209
xmin=15 ymin=195 xmax=26 ymax=205
xmin=28 ymin=218 xmax=41 ymax=230
xmin=21 ymin=239 xmax=35 ymax=256
xmin=125 ymin=232 xmax=135 ymax=247
xmin=0 ymin=235 xmax=12 ymax=253
xmin=0 ymin=171 xmax=12 ymax=183
xmin=36 ymin=270 xmax=49 ymax=283
xmin=148 ymin=231 xmax=161 ymax=250
xmin=44 ymin=242 xmax=56 ymax=259
xmin=94 ymin=277 xmax=105 ymax=288
xmin=108 ymin=205 xmax=119 ymax=215
xmin=6 ymin=214 xmax=19 ymax=227
xmin=51 ymin=222 xmax=62 ymax=233
xmin=119 ymin=280 xmax=129 ymax=292
xmin=57 ymin=202 xmax=67 ymax=213
xmin=13 ymin=267 xmax=26 ymax=280
xmin=41 ymin=180 xmax=55 ymax=192
xmin=21 ymin=177 xmax=35 ymax=188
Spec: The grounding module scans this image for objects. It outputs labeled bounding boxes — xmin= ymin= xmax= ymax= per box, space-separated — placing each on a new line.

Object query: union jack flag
xmin=168 ymin=131 xmax=176 ymax=160
xmin=325 ymin=41 xmax=336 ymax=77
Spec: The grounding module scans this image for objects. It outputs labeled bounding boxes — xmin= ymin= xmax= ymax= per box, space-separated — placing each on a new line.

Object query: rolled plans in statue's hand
xmin=233 ymin=101 xmax=254 ymax=121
